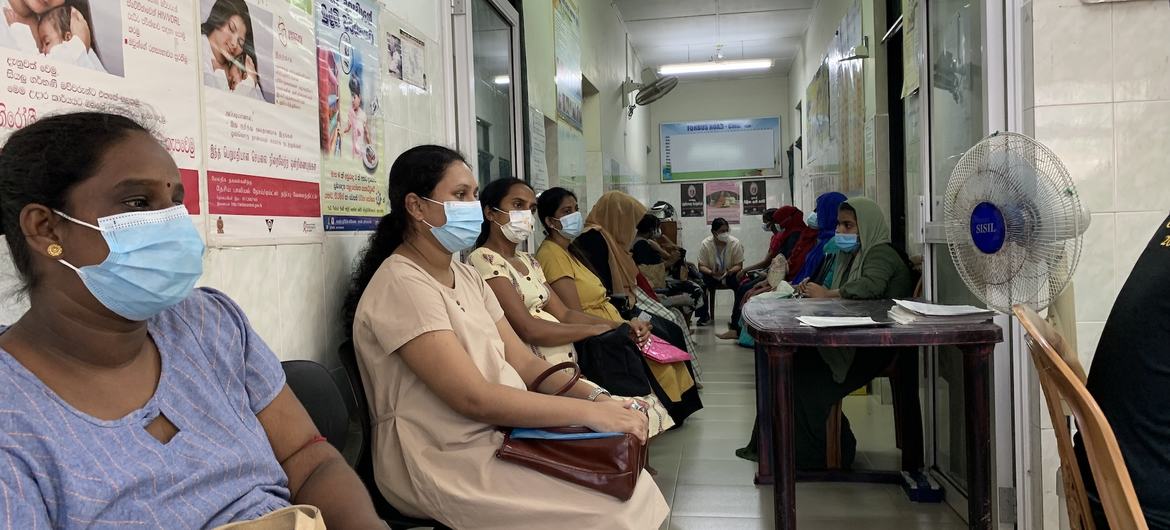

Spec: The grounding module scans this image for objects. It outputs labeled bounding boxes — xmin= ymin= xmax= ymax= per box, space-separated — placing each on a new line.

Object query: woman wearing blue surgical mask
xmin=469 ymin=178 xmax=674 ymax=438
xmin=0 ymin=112 xmax=384 ymax=528
xmin=344 ymin=155 xmax=667 ymax=529
xmin=785 ymin=197 xmax=913 ymax=469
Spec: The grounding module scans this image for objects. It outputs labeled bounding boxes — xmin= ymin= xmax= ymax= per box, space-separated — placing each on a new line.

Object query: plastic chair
xmin=1014 ymin=304 xmax=1148 ymax=530
xmin=281 ymin=360 xmax=350 ymax=452
xmin=335 ymin=342 xmax=452 ymax=530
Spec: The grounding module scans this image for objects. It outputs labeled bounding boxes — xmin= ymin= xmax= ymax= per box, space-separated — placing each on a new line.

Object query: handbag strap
xmin=528 ymin=361 xmax=580 ymax=396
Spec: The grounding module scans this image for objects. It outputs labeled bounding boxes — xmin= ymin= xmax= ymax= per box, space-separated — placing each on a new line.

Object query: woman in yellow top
xmin=468 ymin=178 xmax=673 ymax=436
xmin=536 ymin=187 xmax=702 ymax=425
xmin=345 ymin=146 xmax=667 ymax=529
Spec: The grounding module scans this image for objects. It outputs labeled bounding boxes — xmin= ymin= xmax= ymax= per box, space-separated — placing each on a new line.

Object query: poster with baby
xmin=0 ymin=0 xmax=201 ymax=219
xmin=199 ymin=0 xmax=322 ymax=244
xmin=316 ymin=0 xmax=386 ymax=232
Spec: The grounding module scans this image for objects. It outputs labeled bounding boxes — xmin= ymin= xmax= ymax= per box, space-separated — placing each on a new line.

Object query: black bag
xmin=573 ymin=324 xmax=653 ymax=397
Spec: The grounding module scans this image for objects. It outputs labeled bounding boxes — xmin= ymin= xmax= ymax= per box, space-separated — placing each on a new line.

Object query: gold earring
xmin=47 ymin=243 xmax=63 ymax=257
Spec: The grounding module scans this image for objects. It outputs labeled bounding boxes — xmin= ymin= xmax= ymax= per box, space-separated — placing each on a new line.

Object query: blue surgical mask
xmin=55 ymin=206 xmax=205 ymax=321
xmin=556 ymin=211 xmax=583 ymax=239
xmin=806 ymin=212 xmax=819 ymax=230
xmin=834 ymin=233 xmax=860 ymax=253
xmin=423 ymin=197 xmax=483 ymax=253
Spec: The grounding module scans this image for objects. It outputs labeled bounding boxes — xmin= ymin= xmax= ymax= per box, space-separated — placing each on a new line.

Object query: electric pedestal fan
xmin=943 ymin=132 xmax=1091 ymax=313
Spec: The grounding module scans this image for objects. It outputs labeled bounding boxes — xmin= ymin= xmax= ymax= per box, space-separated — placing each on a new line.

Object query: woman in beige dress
xmin=343 ymin=146 xmax=668 ymax=529
xmin=468 ymin=178 xmax=674 ymax=437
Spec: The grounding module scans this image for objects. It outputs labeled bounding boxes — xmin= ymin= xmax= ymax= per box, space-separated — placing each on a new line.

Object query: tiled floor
xmin=653 ymin=311 xmax=967 ymax=529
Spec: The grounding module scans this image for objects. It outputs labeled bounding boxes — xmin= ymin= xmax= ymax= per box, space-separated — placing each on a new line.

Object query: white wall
xmin=524 ymin=0 xmax=648 ymax=211
xmin=0 ymin=0 xmax=454 ymax=370
xmin=633 ymin=76 xmax=792 ymax=268
xmin=785 ymin=0 xmax=886 ymax=214
xmin=1022 ymin=0 xmax=1170 ymax=527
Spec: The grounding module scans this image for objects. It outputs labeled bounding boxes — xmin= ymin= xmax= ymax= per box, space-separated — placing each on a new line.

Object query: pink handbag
xmin=641 ymin=335 xmax=692 ymax=363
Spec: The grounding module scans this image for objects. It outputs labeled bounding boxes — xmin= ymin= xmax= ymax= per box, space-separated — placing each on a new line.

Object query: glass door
xmin=453 ymin=0 xmax=523 ymax=185
xmin=924 ymin=0 xmax=986 ymax=502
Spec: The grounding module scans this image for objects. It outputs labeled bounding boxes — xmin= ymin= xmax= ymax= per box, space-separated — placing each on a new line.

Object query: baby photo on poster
xmin=743 ymin=180 xmax=766 ymax=215
xmin=200 ymin=0 xmax=277 ymax=104
xmin=680 ymin=183 xmax=704 ymax=218
xmin=0 ymin=0 xmax=125 ymax=76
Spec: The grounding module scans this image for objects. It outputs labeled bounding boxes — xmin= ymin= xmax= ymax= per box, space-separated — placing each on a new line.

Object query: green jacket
xmin=838 ymin=243 xmax=913 ymax=300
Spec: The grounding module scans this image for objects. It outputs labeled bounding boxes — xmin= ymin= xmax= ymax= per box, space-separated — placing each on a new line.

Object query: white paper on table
xmin=796 ymin=316 xmax=885 ymax=328
xmin=893 ymin=300 xmax=995 ymax=317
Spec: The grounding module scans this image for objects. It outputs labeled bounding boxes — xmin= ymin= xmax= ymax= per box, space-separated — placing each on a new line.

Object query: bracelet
xmin=587 ymin=387 xmax=611 ymax=402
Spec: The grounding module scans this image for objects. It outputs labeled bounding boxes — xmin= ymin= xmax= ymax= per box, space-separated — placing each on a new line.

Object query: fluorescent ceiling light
xmin=658 ymin=59 xmax=774 ymax=76
xmin=493 ymin=75 xmax=510 ymax=85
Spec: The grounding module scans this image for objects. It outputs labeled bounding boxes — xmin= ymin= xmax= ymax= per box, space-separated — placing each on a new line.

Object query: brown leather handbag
xmin=495 ymin=362 xmax=648 ymax=501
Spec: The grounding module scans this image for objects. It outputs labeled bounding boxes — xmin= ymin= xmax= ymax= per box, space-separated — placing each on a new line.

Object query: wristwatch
xmin=587 ymin=387 xmax=612 ymax=402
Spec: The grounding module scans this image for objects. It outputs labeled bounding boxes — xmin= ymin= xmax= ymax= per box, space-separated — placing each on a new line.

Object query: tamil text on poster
xmin=317 ymin=0 xmax=385 ymax=231
xmin=201 ymin=0 xmax=322 ymax=243
xmin=680 ymin=183 xmax=704 ymax=218
xmin=742 ymin=180 xmax=766 ymax=215
xmin=705 ymin=181 xmax=740 ymax=224
xmin=0 ymin=0 xmax=202 ymax=220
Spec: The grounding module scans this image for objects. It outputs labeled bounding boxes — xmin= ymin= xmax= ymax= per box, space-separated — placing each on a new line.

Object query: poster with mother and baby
xmin=0 ymin=0 xmax=202 ymax=215
xmin=316 ymin=0 xmax=385 ymax=232
xmin=199 ymin=0 xmax=323 ymax=244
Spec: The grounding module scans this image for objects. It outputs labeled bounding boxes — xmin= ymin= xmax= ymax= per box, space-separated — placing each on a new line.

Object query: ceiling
xmin=613 ymin=0 xmax=813 ymax=80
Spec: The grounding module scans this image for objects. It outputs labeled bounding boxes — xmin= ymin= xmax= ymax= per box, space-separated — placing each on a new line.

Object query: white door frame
xmin=451 ymin=0 xmax=526 ymax=180
xmin=918 ymin=0 xmax=1023 ymax=525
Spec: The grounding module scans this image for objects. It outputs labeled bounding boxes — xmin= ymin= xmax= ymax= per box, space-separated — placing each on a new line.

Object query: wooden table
xmin=744 ymin=298 xmax=1003 ymax=530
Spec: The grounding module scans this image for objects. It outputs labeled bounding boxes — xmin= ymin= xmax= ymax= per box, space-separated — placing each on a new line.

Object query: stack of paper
xmin=888 ymin=300 xmax=995 ymax=325
xmin=796 ymin=316 xmax=887 ymax=328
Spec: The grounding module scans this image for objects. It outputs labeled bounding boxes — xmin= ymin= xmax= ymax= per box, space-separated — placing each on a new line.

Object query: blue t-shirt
xmin=0 ymin=288 xmax=291 ymax=529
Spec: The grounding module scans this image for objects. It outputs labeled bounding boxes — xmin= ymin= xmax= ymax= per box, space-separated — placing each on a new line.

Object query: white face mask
xmin=494 ymin=208 xmax=534 ymax=243
xmin=716 ymin=233 xmax=730 ymax=243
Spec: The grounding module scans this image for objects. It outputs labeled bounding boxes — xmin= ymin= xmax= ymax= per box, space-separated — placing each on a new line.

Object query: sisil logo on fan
xmin=974 ymin=223 xmax=998 ymax=234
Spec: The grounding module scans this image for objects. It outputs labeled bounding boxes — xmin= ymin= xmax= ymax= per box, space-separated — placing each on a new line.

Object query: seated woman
xmin=1077 ymin=213 xmax=1170 ymax=529
xmin=346 ymin=147 xmax=667 ymax=529
xmin=535 ymin=188 xmax=702 ymax=425
xmin=574 ymin=192 xmax=706 ymax=385
xmin=631 ymin=213 xmax=696 ymax=317
xmin=736 ymin=197 xmax=911 ymax=466
xmin=791 ymin=192 xmax=849 ymax=286
xmin=718 ymin=206 xmax=818 ymax=340
xmin=0 ymin=112 xmax=383 ymax=528
xmin=696 ymin=217 xmax=745 ymax=329
xmin=468 ymin=178 xmax=673 ymax=437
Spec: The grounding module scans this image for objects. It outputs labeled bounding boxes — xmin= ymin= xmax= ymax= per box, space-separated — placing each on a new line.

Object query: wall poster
xmin=705 ymin=181 xmax=740 ymax=224
xmin=680 ymin=183 xmax=704 ymax=218
xmin=553 ymin=0 xmax=581 ymax=130
xmin=317 ymin=0 xmax=385 ymax=232
xmin=742 ymin=180 xmax=766 ymax=215
xmin=201 ymin=0 xmax=322 ymax=243
xmin=0 ymin=0 xmax=202 ymax=220
xmin=805 ymin=61 xmax=830 ymax=165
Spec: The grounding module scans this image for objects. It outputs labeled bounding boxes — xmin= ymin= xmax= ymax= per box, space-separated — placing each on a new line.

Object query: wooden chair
xmin=1014 ymin=304 xmax=1148 ymax=530
xmin=824 ymin=349 xmax=923 ymax=471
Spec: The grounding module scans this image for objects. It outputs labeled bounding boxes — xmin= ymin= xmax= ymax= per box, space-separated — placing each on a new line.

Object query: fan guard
xmin=943 ymin=132 xmax=1089 ymax=313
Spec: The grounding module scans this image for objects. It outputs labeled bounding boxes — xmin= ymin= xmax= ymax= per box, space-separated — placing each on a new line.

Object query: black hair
xmin=474 ymin=177 xmax=528 ymax=248
xmin=0 ymin=112 xmax=151 ymax=290
xmin=839 ymin=203 xmax=856 ymax=216
xmin=201 ymin=0 xmax=265 ymax=99
xmin=42 ymin=2 xmax=99 ymax=58
xmin=762 ymin=208 xmax=778 ymax=224
xmin=535 ymin=186 xmax=598 ymax=276
xmin=711 ymin=217 xmax=729 ymax=233
xmin=536 ymin=186 xmax=576 ymax=236
xmin=343 ymin=145 xmax=466 ymax=333
xmin=636 ymin=213 xmax=659 ymax=235
xmin=348 ymin=73 xmax=362 ymax=98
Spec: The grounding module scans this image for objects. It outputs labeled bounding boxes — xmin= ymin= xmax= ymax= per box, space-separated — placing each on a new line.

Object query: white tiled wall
xmin=1023 ymin=1 xmax=1170 ymax=527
